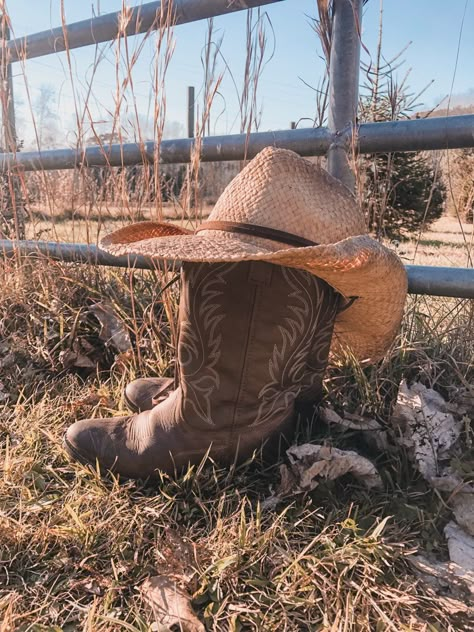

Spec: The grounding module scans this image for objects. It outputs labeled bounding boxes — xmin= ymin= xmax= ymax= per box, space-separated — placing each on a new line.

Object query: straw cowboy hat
xmin=100 ymin=147 xmax=407 ymax=361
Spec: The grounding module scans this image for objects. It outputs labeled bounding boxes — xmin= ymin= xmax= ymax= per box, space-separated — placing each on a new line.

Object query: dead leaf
xmin=287 ymin=443 xmax=383 ymax=491
xmin=90 ymin=302 xmax=132 ymax=353
xmin=59 ymin=349 xmax=96 ymax=369
xmin=154 ymin=528 xmax=196 ymax=584
xmin=276 ymin=462 xmax=298 ymax=496
xmin=408 ymin=554 xmax=474 ymax=610
xmin=444 ymin=521 xmax=474 ymax=575
xmin=320 ymin=407 xmax=389 ymax=450
xmin=320 ymin=407 xmax=381 ymax=431
xmin=142 ymin=575 xmax=204 ymax=632
xmin=263 ymin=444 xmax=382 ymax=509
xmin=391 ymin=380 xmax=461 ymax=482
xmin=452 ymin=493 xmax=474 ymax=537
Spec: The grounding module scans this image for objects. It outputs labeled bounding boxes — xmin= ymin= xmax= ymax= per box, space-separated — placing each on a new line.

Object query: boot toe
xmin=64 ymin=418 xmax=124 ymax=471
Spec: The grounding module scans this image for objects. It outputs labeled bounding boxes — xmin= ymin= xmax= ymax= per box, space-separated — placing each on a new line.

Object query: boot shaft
xmin=176 ymin=261 xmax=338 ymax=430
xmin=65 ymin=260 xmax=340 ymax=479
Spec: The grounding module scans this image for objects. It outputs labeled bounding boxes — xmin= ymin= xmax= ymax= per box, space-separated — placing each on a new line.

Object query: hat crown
xmin=208 ymin=147 xmax=366 ymax=244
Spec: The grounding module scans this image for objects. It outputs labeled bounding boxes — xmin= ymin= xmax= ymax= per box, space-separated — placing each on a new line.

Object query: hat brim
xmin=101 ymin=222 xmax=407 ymax=362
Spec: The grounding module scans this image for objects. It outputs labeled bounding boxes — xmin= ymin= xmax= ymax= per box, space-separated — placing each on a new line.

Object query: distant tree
xmin=363 ymin=149 xmax=446 ymax=237
xmin=309 ymin=1 xmax=446 ymax=237
xmin=359 ymin=92 xmax=446 ymax=238
xmin=33 ymin=84 xmax=61 ymax=148
xmin=447 ymin=149 xmax=474 ymax=223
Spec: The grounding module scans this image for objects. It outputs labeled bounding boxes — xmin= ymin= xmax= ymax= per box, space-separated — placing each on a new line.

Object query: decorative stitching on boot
xmin=251 ymin=269 xmax=325 ymax=427
xmin=232 ymin=263 xmax=264 ymax=428
xmin=178 ymin=262 xmax=238 ymax=426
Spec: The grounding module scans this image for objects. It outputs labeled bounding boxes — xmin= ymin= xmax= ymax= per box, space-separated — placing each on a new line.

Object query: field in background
xmin=25 ymin=202 xmax=215 ymax=243
xmin=398 ymin=215 xmax=474 ymax=267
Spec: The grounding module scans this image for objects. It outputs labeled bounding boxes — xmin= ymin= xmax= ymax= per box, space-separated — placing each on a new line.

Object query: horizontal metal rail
xmin=356 ymin=115 xmax=474 ymax=153
xmin=0 ymin=239 xmax=154 ymax=270
xmin=0 ymin=128 xmax=332 ymax=171
xmin=404 ymin=265 xmax=474 ymax=300
xmin=1 ymin=240 xmax=473 ymax=299
xmin=1 ymin=115 xmax=473 ymax=172
xmin=5 ymin=0 xmax=283 ymax=63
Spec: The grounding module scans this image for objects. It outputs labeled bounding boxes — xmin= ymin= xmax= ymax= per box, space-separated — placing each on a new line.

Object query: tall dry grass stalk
xmin=0 ymin=1 xmax=275 ymax=357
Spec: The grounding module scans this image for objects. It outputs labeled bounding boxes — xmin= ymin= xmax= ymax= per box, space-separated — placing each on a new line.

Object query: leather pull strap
xmin=195 ymin=221 xmax=318 ymax=248
xmin=338 ymin=295 xmax=359 ymax=313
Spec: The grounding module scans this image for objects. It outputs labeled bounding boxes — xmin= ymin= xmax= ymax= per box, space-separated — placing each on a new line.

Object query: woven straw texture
xmin=101 ymin=147 xmax=407 ymax=361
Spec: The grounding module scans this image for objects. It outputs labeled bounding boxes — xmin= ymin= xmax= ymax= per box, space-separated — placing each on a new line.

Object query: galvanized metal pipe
xmin=0 ymin=127 xmax=334 ymax=171
xmin=404 ymin=265 xmax=474 ymax=300
xmin=5 ymin=0 xmax=284 ymax=63
xmin=327 ymin=0 xmax=363 ymax=189
xmin=2 ymin=115 xmax=472 ymax=173
xmin=1 ymin=23 xmax=17 ymax=150
xmin=0 ymin=239 xmax=157 ymax=269
xmin=187 ymin=86 xmax=195 ymax=139
xmin=355 ymin=115 xmax=474 ymax=153
xmin=1 ymin=240 xmax=473 ymax=299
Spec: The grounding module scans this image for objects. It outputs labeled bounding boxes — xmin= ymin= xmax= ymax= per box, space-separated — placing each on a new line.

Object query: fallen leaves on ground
xmin=142 ymin=575 xmax=205 ymax=632
xmin=392 ymin=380 xmax=474 ymax=605
xmin=286 ymin=444 xmax=383 ymax=491
xmin=391 ymin=380 xmax=461 ymax=484
xmin=89 ymin=301 xmax=132 ymax=353
xmin=444 ymin=521 xmax=474 ymax=574
xmin=263 ymin=443 xmax=382 ymax=510
xmin=409 ymin=554 xmax=474 ymax=614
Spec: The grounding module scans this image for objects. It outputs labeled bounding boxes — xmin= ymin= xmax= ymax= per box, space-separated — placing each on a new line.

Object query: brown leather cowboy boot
xmin=124 ymin=377 xmax=174 ymax=413
xmin=124 ymin=298 xmax=339 ymax=415
xmin=64 ymin=261 xmax=339 ymax=478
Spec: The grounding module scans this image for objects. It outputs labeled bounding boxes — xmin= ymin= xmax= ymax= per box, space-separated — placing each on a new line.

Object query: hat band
xmin=194 ymin=221 xmax=318 ymax=248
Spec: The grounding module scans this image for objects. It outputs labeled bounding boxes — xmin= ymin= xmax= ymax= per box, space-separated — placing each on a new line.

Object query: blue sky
xmin=6 ymin=0 xmax=474 ymax=148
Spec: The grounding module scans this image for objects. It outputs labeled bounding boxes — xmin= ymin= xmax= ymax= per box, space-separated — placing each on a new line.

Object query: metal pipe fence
xmin=5 ymin=0 xmax=283 ymax=62
xmin=0 ymin=0 xmax=473 ymax=299
xmin=2 ymin=115 xmax=474 ymax=172
xmin=1 ymin=238 xmax=473 ymax=299
xmin=327 ymin=0 xmax=362 ymax=188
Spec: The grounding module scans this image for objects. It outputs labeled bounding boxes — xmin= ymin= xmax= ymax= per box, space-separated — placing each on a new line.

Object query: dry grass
xmin=397 ymin=216 xmax=474 ymax=268
xmin=1 ymin=2 xmax=473 ymax=630
xmin=0 ymin=251 xmax=473 ymax=631
xmin=25 ymin=202 xmax=213 ymax=244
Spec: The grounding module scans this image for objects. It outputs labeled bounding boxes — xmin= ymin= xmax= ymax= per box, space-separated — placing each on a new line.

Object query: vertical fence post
xmin=0 ymin=20 xmax=16 ymax=151
xmin=0 ymin=15 xmax=24 ymax=240
xmin=327 ymin=0 xmax=362 ymax=190
xmin=187 ymin=85 xmax=195 ymax=138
